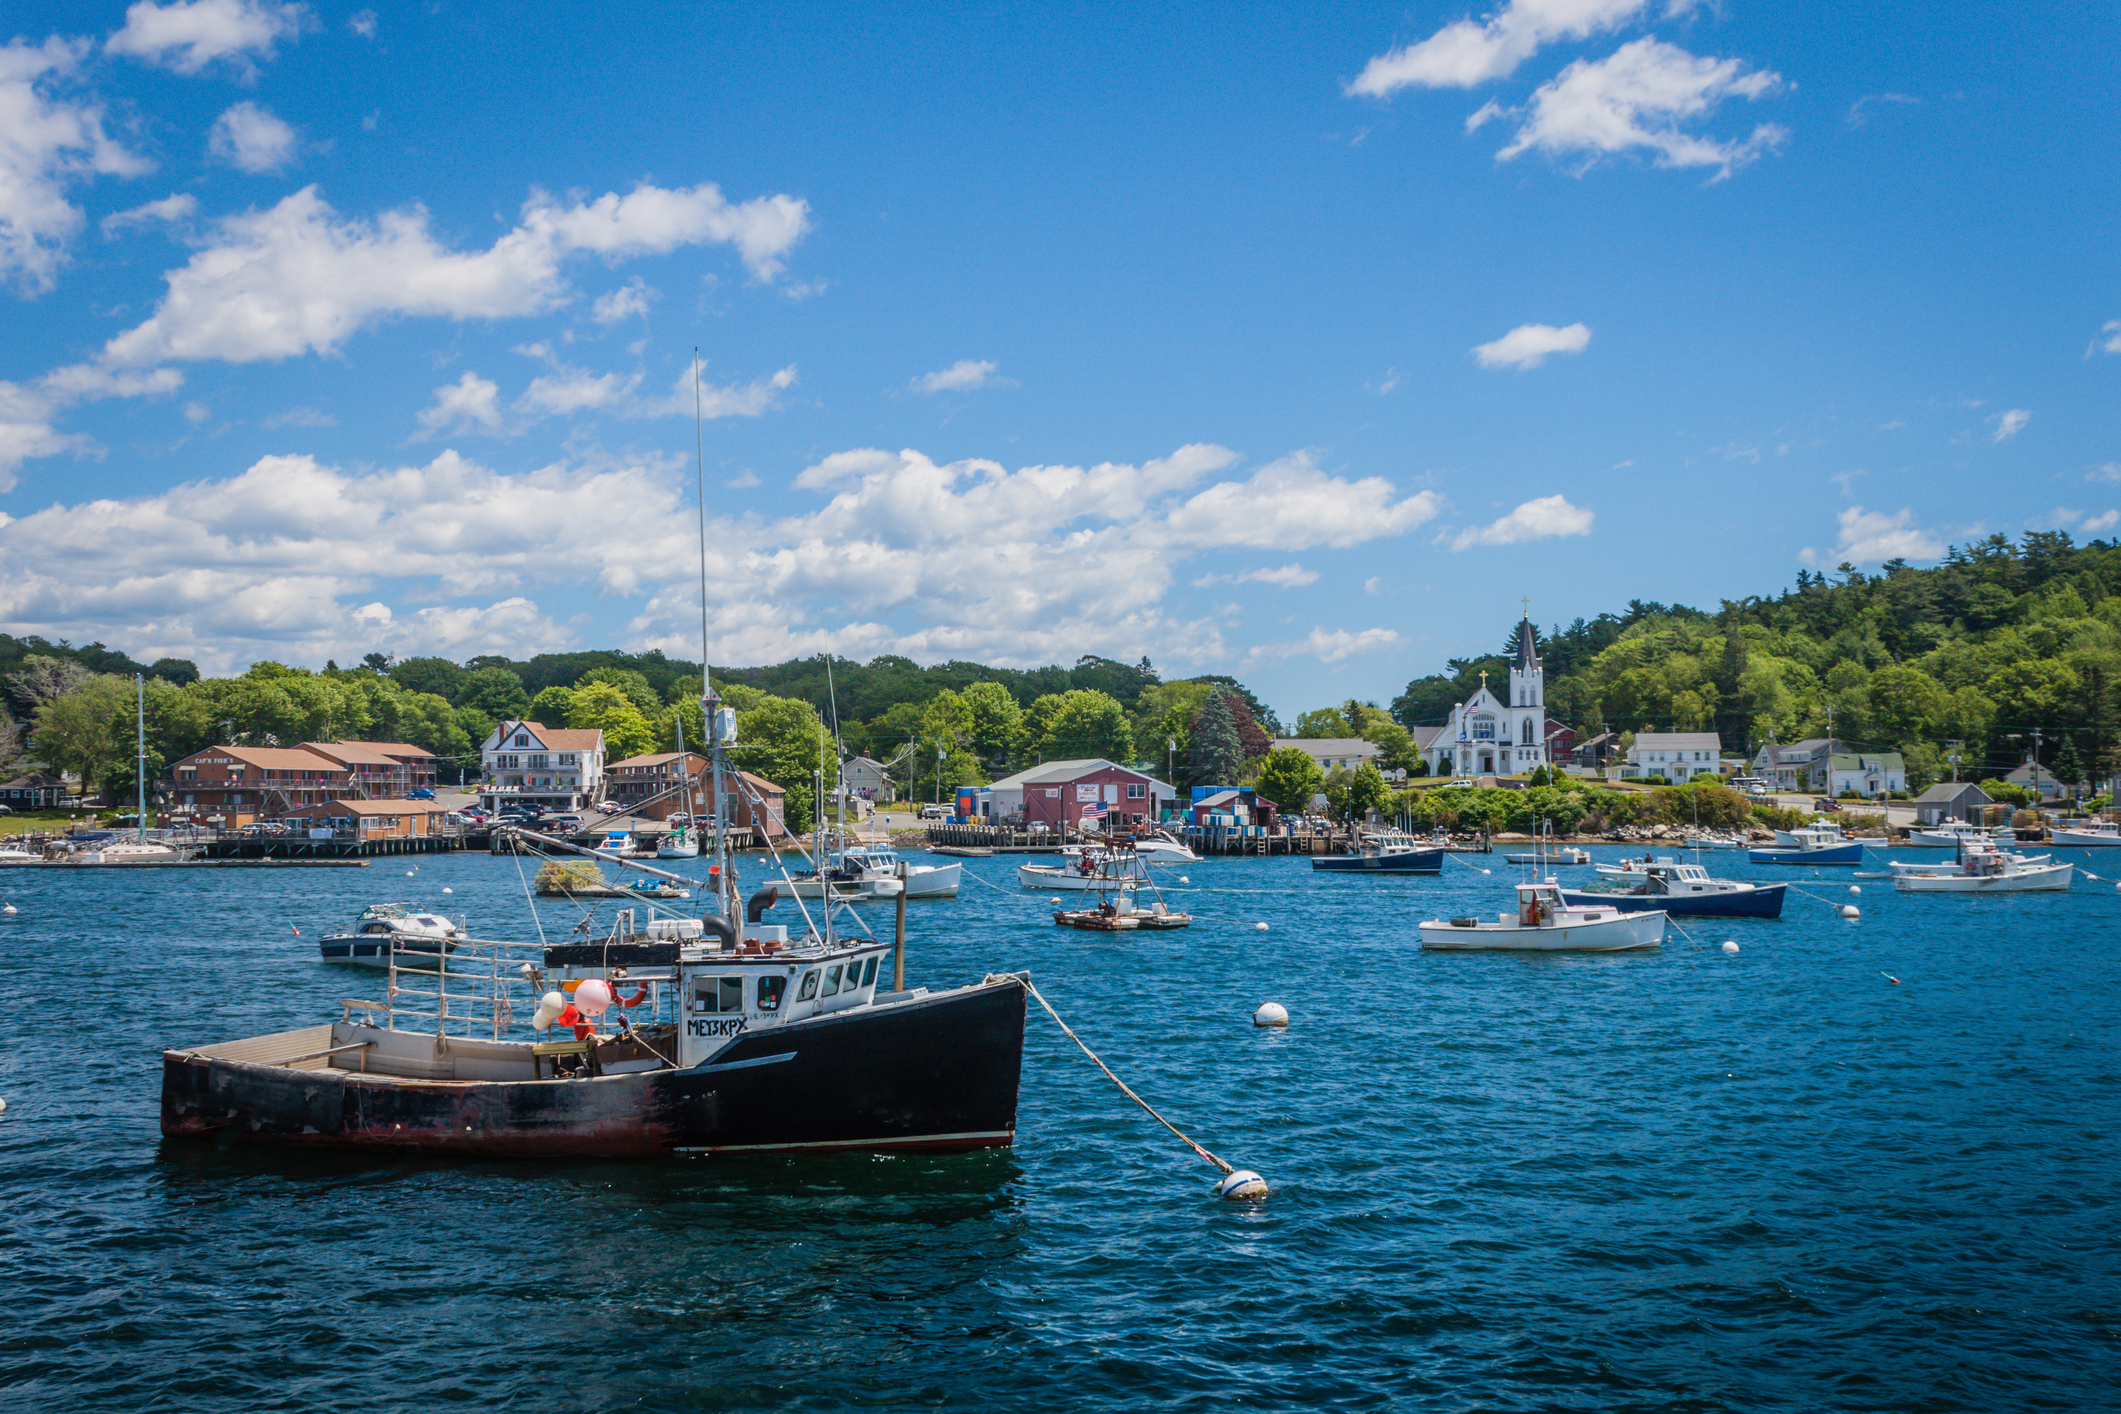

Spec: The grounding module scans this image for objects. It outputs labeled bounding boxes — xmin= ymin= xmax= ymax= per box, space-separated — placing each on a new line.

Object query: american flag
xmin=1082 ymin=799 xmax=1108 ymax=820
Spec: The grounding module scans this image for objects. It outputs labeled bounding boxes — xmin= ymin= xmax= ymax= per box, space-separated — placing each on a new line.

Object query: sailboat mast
xmin=135 ymin=673 xmax=146 ymax=841
xmin=693 ymin=346 xmax=732 ymax=931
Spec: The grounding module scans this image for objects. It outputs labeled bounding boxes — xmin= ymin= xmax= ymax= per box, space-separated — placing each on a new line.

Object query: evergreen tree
xmin=1186 ymin=692 xmax=1245 ymax=786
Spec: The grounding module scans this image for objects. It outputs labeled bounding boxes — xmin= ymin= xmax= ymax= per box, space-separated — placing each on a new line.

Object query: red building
xmin=168 ymin=746 xmax=354 ymax=823
xmin=604 ymin=752 xmax=708 ymax=820
xmin=986 ymin=759 xmax=1172 ymax=830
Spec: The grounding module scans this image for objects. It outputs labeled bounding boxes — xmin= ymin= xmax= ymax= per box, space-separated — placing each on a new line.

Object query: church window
xmin=1471 ymin=716 xmax=1495 ymax=740
xmin=1522 ymin=718 xmax=1534 ymax=745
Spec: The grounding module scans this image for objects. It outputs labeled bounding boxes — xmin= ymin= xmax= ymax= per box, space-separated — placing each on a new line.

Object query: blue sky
xmin=1 ymin=0 xmax=2115 ymax=721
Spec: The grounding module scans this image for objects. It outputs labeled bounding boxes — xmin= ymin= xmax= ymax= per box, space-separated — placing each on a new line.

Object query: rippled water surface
xmin=2 ymin=845 xmax=2117 ymax=1411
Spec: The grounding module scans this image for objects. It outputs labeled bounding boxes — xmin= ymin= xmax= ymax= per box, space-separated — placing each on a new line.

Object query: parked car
xmin=1440 ymin=779 xmax=1478 ymax=790
xmin=542 ymin=813 xmax=584 ymax=831
xmin=406 ymin=787 xmax=436 ymax=800
xmin=597 ymin=800 xmax=622 ymax=814
xmin=1812 ymin=797 xmax=1841 ymax=812
xmin=918 ymin=803 xmax=948 ymax=819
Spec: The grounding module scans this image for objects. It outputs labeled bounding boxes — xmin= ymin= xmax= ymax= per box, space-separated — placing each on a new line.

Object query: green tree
xmin=960 ymin=681 xmax=1024 ymax=768
xmin=578 ymin=667 xmax=662 ymax=716
xmin=390 ymin=656 xmax=469 ymax=702
xmin=1867 ymin=665 xmax=1948 ymax=744
xmin=733 ymin=695 xmax=838 ymax=833
xmin=567 ymin=681 xmax=657 ymax=761
xmin=530 ymin=685 xmax=576 ymax=725
xmin=31 ymin=676 xmax=131 ymax=795
xmin=1325 ymin=762 xmax=1391 ymax=822
xmin=1039 ymin=689 xmax=1135 ymax=762
xmin=1185 ymin=692 xmax=1245 ymax=786
xmin=1295 ymin=706 xmax=1354 ymax=738
xmin=459 ymin=665 xmax=531 ymax=720
xmin=1254 ymin=746 xmax=1324 ymax=814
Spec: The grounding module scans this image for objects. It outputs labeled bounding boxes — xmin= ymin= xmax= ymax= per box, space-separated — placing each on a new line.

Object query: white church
xmin=1416 ymin=610 xmax=1551 ymax=779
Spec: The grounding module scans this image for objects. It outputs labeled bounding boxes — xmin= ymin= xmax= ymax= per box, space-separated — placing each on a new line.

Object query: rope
xmin=1024 ymin=981 xmax=1234 ymax=1177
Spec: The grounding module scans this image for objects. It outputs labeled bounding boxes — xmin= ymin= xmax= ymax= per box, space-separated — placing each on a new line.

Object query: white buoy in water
xmin=406 ymin=869 xmax=415 ymax=876
xmin=1050 ymin=897 xmax=1063 ymax=905
xmin=1841 ymin=904 xmax=1861 ymax=919
xmin=1849 ymin=884 xmax=1861 ymax=894
xmin=1255 ymin=922 xmax=1269 ymax=932
xmin=1216 ymin=1169 xmax=1269 ymax=1201
xmin=1178 ymin=875 xmax=1190 ymax=884
xmin=1 ymin=903 xmax=14 ymax=915
xmin=1253 ymin=1002 xmax=1288 ymax=1028
xmin=442 ymin=887 xmax=453 ymax=894
xmin=1721 ymin=941 xmax=1740 ymax=955
xmin=0 ymin=1097 xmax=7 ymax=1112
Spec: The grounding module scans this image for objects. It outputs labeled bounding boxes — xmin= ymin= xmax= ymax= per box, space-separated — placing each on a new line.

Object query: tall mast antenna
xmin=694 ymin=348 xmax=731 ymax=925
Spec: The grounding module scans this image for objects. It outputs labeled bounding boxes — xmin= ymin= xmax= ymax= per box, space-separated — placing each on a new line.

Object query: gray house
xmin=1910 ymin=782 xmax=1992 ymax=825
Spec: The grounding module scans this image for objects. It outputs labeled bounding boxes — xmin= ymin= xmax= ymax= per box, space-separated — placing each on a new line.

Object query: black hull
xmin=161 ymin=977 xmax=1028 ymax=1159
xmin=1556 ymin=884 xmax=1786 ymax=918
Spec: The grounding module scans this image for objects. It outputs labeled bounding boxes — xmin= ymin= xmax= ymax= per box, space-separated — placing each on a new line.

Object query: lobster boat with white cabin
xmin=1749 ymin=826 xmax=1866 ymax=866
xmin=1020 ymin=848 xmax=1151 ymax=892
xmin=1419 ymin=881 xmax=1666 ymax=952
xmin=1887 ymin=845 xmax=2073 ymax=893
xmin=1560 ymin=861 xmax=1786 ymax=918
xmin=2051 ymin=819 xmax=2121 ymax=847
xmin=317 ymin=902 xmax=467 ymax=968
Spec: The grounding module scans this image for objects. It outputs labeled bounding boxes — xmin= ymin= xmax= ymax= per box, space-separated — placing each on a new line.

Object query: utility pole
xmin=2031 ymin=727 xmax=2045 ymax=802
xmin=934 ymin=744 xmax=944 ymax=807
xmin=1947 ymin=739 xmax=1961 ymax=784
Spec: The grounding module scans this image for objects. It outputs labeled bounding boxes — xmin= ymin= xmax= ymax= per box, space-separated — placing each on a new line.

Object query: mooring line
xmin=1024 ymin=980 xmax=1236 ymax=1178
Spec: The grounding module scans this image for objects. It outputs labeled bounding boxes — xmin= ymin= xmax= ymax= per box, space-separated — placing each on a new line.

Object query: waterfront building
xmin=604 ymin=752 xmax=707 ymax=820
xmin=1613 ymin=732 xmax=1724 ymax=782
xmin=278 ymin=799 xmax=453 ymax=838
xmin=1827 ymin=752 xmax=1906 ymax=799
xmin=983 ymin=759 xmax=1173 ymax=829
xmin=1268 ymin=738 xmax=1381 ymax=774
xmin=167 ymin=746 xmax=355 ymax=823
xmin=477 ymin=720 xmax=606 ymax=813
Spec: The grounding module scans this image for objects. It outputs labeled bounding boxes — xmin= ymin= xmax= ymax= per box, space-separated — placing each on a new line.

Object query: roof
xmin=1270 ymin=738 xmax=1380 ymax=756
xmin=1513 ymin=614 xmax=1539 ymax=671
xmin=606 ymin=752 xmax=704 ymax=771
xmin=1633 ymin=732 xmax=1723 ymax=753
xmin=1410 ymin=724 xmax=1449 ymax=750
xmin=1 ymin=771 xmax=64 ymax=788
xmin=339 ymin=740 xmax=436 ymax=760
xmin=184 ymin=745 xmax=351 ymax=772
xmin=283 ymin=798 xmax=449 ymax=816
xmin=845 ymin=755 xmax=887 ymax=769
xmin=734 ymin=769 xmax=786 ymax=794
xmin=493 ymin=720 xmax=604 ymax=752
xmin=1914 ymin=782 xmax=1991 ymax=803
xmin=299 ymin=742 xmax=400 ymax=767
xmin=987 ymin=758 xmax=1172 ymax=792
xmin=1828 ymin=752 xmax=1905 ymax=769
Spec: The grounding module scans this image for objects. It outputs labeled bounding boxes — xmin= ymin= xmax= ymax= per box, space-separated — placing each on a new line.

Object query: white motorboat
xmin=318 ymin=902 xmax=467 ymax=967
xmin=1905 ymin=819 xmax=2008 ymax=849
xmin=785 ymin=862 xmax=904 ymax=901
xmin=1061 ymin=830 xmax=1198 ymax=865
xmin=656 ymin=823 xmax=699 ymax=859
xmin=2051 ymin=819 xmax=2121 ymax=847
xmin=1595 ymin=853 xmax=1683 ymax=878
xmin=1682 ymin=831 xmax=1745 ymax=850
xmin=0 ymin=844 xmax=38 ymax=863
xmin=1019 ymin=849 xmax=1150 ymax=892
xmin=83 ymin=840 xmax=180 ymax=863
xmin=1504 ymin=845 xmax=1591 ymax=865
xmin=1889 ymin=845 xmax=2072 ymax=893
xmin=839 ymin=845 xmax=961 ymax=899
xmin=1419 ymin=881 xmax=1666 ymax=952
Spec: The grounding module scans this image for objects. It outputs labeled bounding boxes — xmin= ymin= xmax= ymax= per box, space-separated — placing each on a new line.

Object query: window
xmin=796 ymin=970 xmax=819 ymax=1001
xmin=861 ymin=956 xmax=879 ymax=987
xmin=822 ymin=964 xmax=843 ymax=997
xmin=1127 ymin=783 xmax=1146 ymax=799
xmin=757 ymin=975 xmax=786 ymax=1011
xmin=1471 ymin=716 xmax=1495 ymax=740
xmin=514 ymin=733 xmax=529 ymax=748
xmin=691 ymin=976 xmax=744 ymax=1013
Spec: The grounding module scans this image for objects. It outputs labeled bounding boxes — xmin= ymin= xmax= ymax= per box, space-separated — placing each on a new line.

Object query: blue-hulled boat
xmin=1312 ymin=832 xmax=1443 ymax=874
xmin=1559 ymin=861 xmax=1786 ymax=918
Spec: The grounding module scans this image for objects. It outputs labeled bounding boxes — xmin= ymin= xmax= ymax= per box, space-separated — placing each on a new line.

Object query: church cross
xmin=1522 ymin=595 xmax=1530 ymax=617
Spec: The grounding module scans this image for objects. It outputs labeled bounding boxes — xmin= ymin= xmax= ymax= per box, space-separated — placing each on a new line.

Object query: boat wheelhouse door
xmin=678 ymin=964 xmax=785 ymax=1067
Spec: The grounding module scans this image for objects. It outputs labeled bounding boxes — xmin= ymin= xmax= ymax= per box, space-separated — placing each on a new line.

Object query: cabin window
xmin=757 ymin=975 xmax=787 ymax=1011
xmin=796 ymin=970 xmax=819 ymax=1001
xmin=861 ymin=956 xmax=879 ymax=986
xmin=822 ymin=964 xmax=844 ymax=997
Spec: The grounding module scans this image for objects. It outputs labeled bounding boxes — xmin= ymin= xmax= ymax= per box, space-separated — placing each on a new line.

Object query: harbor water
xmin=1 ymin=846 xmax=2116 ymax=1411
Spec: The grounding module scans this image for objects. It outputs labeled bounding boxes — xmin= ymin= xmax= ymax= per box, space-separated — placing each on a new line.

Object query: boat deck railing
xmin=336 ymin=935 xmax=681 ymax=1041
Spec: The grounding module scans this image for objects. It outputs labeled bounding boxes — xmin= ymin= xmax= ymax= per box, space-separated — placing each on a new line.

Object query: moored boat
xmin=2051 ymin=819 xmax=2121 ymax=847
xmin=1888 ymin=845 xmax=2072 ymax=893
xmin=1749 ymin=826 xmax=1866 ymax=866
xmin=1559 ymin=861 xmax=1785 ymax=918
xmin=1312 ymin=831 xmax=1443 ymax=874
xmin=1020 ymin=848 xmax=1151 ymax=891
xmin=317 ymin=901 xmax=466 ymax=968
xmin=1905 ymin=819 xmax=2009 ymax=849
xmin=1418 ymin=881 xmax=1665 ymax=951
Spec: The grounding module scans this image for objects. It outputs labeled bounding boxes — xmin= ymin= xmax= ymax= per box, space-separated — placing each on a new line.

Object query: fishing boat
xmin=1311 ymin=831 xmax=1443 ymax=874
xmin=655 ymin=822 xmax=699 ymax=859
xmin=1020 ymin=848 xmax=1151 ymax=891
xmin=1905 ymin=819 xmax=2008 ymax=849
xmin=1749 ymin=826 xmax=1866 ymax=866
xmin=1595 ymin=852 xmax=1681 ymax=878
xmin=1502 ymin=845 xmax=1590 ymax=865
xmin=1887 ymin=845 xmax=2072 ymax=893
xmin=159 ymin=354 xmax=1029 ymax=1161
xmin=1682 ymin=831 xmax=1746 ymax=850
xmin=316 ymin=902 xmax=466 ymax=968
xmin=1054 ymin=898 xmax=1192 ymax=931
xmin=2051 ymin=819 xmax=2121 ymax=847
xmin=1418 ymin=881 xmax=1666 ymax=952
xmin=838 ymin=845 xmax=960 ymax=899
xmin=785 ymin=858 xmax=905 ymax=902
xmin=82 ymin=839 xmax=180 ymax=863
xmin=1559 ymin=861 xmax=1785 ymax=918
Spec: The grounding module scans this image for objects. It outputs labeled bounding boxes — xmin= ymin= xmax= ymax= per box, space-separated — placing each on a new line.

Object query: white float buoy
xmin=1253 ymin=1001 xmax=1289 ymax=1028
xmin=1255 ymin=922 xmax=1269 ymax=932
xmin=1721 ymin=941 xmax=1740 ymax=955
xmin=1849 ymin=884 xmax=1861 ymax=894
xmin=1178 ymin=875 xmax=1190 ymax=884
xmin=1841 ymin=904 xmax=1860 ymax=919
xmin=0 ymin=1097 xmax=7 ymax=1112
xmin=1216 ymin=1169 xmax=1269 ymax=1201
xmin=442 ymin=887 xmax=453 ymax=894
xmin=406 ymin=869 xmax=415 ymax=876
xmin=1050 ymin=897 xmax=1063 ymax=905
xmin=1 ymin=903 xmax=14 ymax=914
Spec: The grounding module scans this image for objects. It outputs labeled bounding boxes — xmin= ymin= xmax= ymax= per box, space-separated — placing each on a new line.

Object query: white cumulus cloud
xmin=1991 ymin=408 xmax=2030 ymax=442
xmin=590 ymin=278 xmax=654 ymax=324
xmin=98 ymin=180 xmax=811 ymax=367
xmin=2083 ymin=510 xmax=2120 ymax=534
xmin=1348 ymin=0 xmax=1685 ymax=95
xmin=1247 ymin=627 xmax=1403 ymax=665
xmin=1473 ymin=321 xmax=1591 ymax=369
xmin=106 ymin=0 xmax=306 ymax=75
xmin=912 ymin=359 xmax=1001 ymax=394
xmin=1191 ymin=564 xmax=1320 ymax=589
xmin=0 ymin=362 xmax=183 ymax=489
xmin=1451 ymin=493 xmax=1595 ymax=550
xmin=415 ymin=372 xmax=500 ymax=434
xmin=208 ymin=101 xmax=297 ymax=172
xmin=1472 ymin=37 xmax=1789 ymax=178
xmin=0 ymin=37 xmax=152 ymax=294
xmin=102 ymin=192 xmax=199 ymax=235
xmin=1799 ymin=505 xmax=1944 ymax=566
xmin=2096 ymin=320 xmax=2121 ymax=356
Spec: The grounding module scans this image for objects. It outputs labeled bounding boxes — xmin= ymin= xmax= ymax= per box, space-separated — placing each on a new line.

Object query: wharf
xmin=0 ymin=858 xmax=369 ymax=869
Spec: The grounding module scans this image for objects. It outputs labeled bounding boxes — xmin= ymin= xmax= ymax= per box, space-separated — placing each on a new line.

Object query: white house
xmin=1420 ymin=610 xmax=1550 ymax=778
xmin=843 ymin=754 xmax=893 ymax=802
xmin=2003 ymin=760 xmax=2069 ymax=801
xmin=1826 ymin=752 xmax=1905 ymax=799
xmin=478 ymin=719 xmax=606 ymax=812
xmin=1614 ymin=731 xmax=1724 ymax=782
xmin=1752 ymin=737 xmax=1841 ymax=793
xmin=1269 ymin=737 xmax=1381 ymax=775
